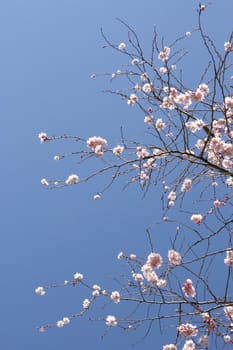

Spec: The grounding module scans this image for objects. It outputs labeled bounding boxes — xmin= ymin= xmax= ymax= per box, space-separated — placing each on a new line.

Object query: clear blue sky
xmin=1 ymin=1 xmax=232 ymax=349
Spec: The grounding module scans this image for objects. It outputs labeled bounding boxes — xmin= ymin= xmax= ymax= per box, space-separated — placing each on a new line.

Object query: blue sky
xmin=1 ymin=1 xmax=233 ymax=349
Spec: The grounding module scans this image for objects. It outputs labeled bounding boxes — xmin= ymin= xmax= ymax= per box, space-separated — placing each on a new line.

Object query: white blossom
xmin=110 ymin=291 xmax=120 ymax=303
xmin=35 ymin=286 xmax=46 ymax=296
xmin=73 ymin=272 xmax=83 ymax=281
xmin=106 ymin=315 xmax=118 ymax=326
xmin=65 ymin=174 xmax=79 ymax=185
xmin=118 ymin=42 xmax=126 ymax=50
xmin=83 ymin=298 xmax=91 ymax=309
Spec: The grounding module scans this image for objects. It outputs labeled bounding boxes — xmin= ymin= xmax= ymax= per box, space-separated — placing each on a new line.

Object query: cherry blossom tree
xmin=36 ymin=4 xmax=233 ymax=350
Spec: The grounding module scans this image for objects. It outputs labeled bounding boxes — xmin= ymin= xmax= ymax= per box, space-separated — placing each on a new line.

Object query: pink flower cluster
xmin=168 ymin=249 xmax=182 ymax=265
xmin=86 ymin=136 xmax=107 ymax=156
xmin=160 ymin=84 xmax=209 ymax=110
xmin=136 ymin=146 xmax=149 ymax=159
xmin=198 ymin=335 xmax=208 ymax=347
xmin=141 ymin=264 xmax=158 ymax=284
xmin=181 ymin=178 xmax=192 ymax=192
xmin=155 ymin=118 xmax=166 ymax=131
xmin=182 ymin=340 xmax=195 ymax=350
xmin=213 ymin=199 xmax=225 ymax=207
xmin=112 ymin=145 xmax=124 ymax=155
xmin=141 ymin=252 xmax=166 ymax=286
xmin=127 ymin=93 xmax=138 ymax=106
xmin=178 ymin=323 xmax=198 ymax=338
xmin=158 ymin=46 xmax=171 ymax=61
xmin=201 ymin=312 xmax=216 ymax=330
xmin=146 ymin=252 xmax=163 ymax=269
xmin=225 ymin=96 xmax=233 ymax=110
xmin=182 ymin=279 xmax=196 ymax=298
xmin=203 ymin=135 xmax=233 ymax=169
xmin=185 ymin=119 xmax=205 ymax=133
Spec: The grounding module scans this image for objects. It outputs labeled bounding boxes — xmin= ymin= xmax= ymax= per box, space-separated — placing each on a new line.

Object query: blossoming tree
xmin=36 ymin=5 xmax=233 ymax=350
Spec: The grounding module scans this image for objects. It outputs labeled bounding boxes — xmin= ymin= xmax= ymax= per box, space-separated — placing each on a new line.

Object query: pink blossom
xmin=65 ymin=174 xmax=79 ymax=185
xmin=41 ymin=178 xmax=49 ymax=187
xmin=131 ymin=58 xmax=139 ymax=65
xmin=182 ymin=279 xmax=196 ymax=297
xmin=222 ymin=159 xmax=233 ymax=169
xmin=224 ymin=335 xmax=232 ymax=343
xmin=113 ymin=145 xmax=124 ymax=155
xmin=175 ymin=91 xmax=192 ymax=109
xmin=142 ymin=83 xmax=152 ymax=93
xmin=147 ymin=107 xmax=153 ymax=113
xmin=86 ymin=136 xmax=107 ymax=154
xmin=160 ymin=96 xmax=175 ymax=110
xmin=118 ymin=42 xmax=126 ymax=50
xmin=139 ymin=170 xmax=149 ymax=181
xmin=198 ymin=83 xmax=209 ymax=94
xmin=155 ymin=118 xmax=166 ymax=131
xmin=93 ymin=194 xmax=101 ymax=200
xmin=144 ymin=270 xmax=158 ymax=284
xmin=182 ymin=340 xmax=195 ymax=350
xmin=82 ymin=298 xmax=91 ymax=309
xmin=198 ymin=335 xmax=208 ymax=346
xmin=141 ymin=263 xmax=158 ymax=283
xmin=178 ymin=323 xmax=198 ymax=338
xmin=163 ymin=344 xmax=177 ymax=350
xmin=158 ymin=46 xmax=170 ymax=61
xmin=134 ymin=83 xmax=141 ymax=91
xmin=117 ymin=252 xmax=124 ymax=260
xmin=132 ymin=272 xmax=144 ymax=283
xmin=144 ymin=115 xmax=154 ymax=123
xmin=201 ymin=313 xmax=216 ymax=330
xmin=225 ymin=96 xmax=233 ymax=110
xmin=146 ymin=252 xmax=163 ymax=269
xmin=224 ymin=250 xmax=233 ymax=266
xmin=136 ymin=146 xmax=149 ymax=159
xmin=129 ymin=254 xmax=137 ymax=260
xmin=224 ymin=306 xmax=233 ymax=320
xmin=38 ymin=132 xmax=49 ymax=143
xmin=73 ymin=272 xmax=83 ymax=281
xmin=156 ymin=279 xmax=166 ymax=288
xmin=159 ymin=67 xmax=168 ymax=74
xmin=191 ymin=90 xmax=204 ymax=102
xmin=106 ymin=315 xmax=117 ymax=326
xmin=168 ymin=191 xmax=176 ymax=201
xmin=190 ymin=214 xmax=203 ymax=224
xmin=127 ymin=93 xmax=138 ymax=106
xmin=181 ymin=178 xmax=192 ymax=192
xmin=199 ymin=4 xmax=206 ymax=11
xmin=168 ymin=249 xmax=182 ymax=265
xmin=213 ymin=199 xmax=225 ymax=207
xmin=226 ymin=177 xmax=233 ymax=187
xmin=140 ymin=72 xmax=148 ymax=81
xmin=185 ymin=119 xmax=205 ymax=133
xmin=224 ymin=42 xmax=232 ymax=52
xmin=110 ymin=291 xmax=120 ymax=304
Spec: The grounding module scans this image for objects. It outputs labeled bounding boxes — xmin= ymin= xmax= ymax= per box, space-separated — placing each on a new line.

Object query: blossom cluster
xmin=160 ymin=84 xmax=209 ymax=110
xmin=177 ymin=323 xmax=198 ymax=338
xmin=182 ymin=279 xmax=196 ymax=298
xmin=86 ymin=136 xmax=107 ymax=156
